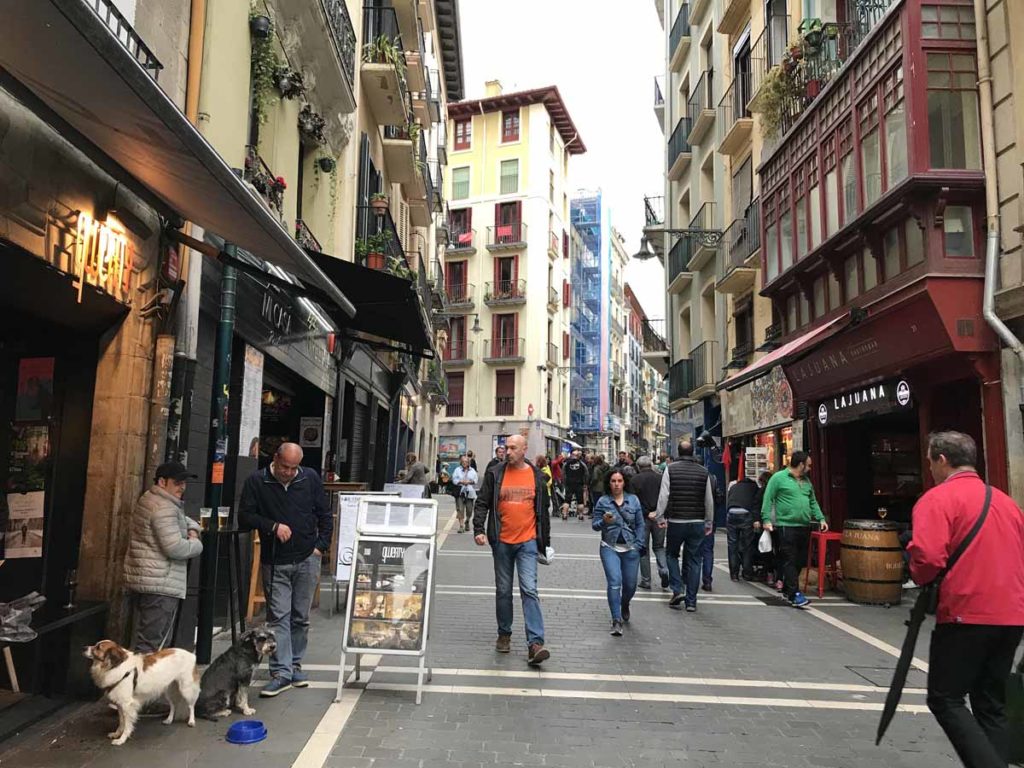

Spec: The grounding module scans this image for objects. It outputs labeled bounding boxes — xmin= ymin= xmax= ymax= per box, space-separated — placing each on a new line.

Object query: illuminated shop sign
xmin=74 ymin=212 xmax=133 ymax=303
xmin=816 ymin=379 xmax=913 ymax=427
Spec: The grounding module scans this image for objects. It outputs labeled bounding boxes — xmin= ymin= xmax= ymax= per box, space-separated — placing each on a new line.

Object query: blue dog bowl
xmin=226 ymin=720 xmax=267 ymax=745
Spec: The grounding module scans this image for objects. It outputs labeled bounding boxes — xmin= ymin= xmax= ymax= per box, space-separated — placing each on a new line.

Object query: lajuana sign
xmin=816 ymin=379 xmax=913 ymax=427
xmin=74 ymin=213 xmax=133 ymax=303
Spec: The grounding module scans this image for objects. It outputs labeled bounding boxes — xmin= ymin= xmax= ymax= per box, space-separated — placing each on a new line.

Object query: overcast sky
xmin=459 ymin=0 xmax=667 ymax=321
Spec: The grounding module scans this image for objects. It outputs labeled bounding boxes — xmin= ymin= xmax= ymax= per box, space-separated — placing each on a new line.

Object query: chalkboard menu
xmin=344 ymin=538 xmax=432 ymax=654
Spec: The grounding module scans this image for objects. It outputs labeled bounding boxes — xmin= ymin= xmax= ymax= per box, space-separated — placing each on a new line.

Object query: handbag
xmin=921 ymin=484 xmax=991 ymax=616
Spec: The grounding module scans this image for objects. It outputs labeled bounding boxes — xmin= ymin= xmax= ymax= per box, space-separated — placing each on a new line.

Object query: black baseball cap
xmin=155 ymin=461 xmax=198 ymax=482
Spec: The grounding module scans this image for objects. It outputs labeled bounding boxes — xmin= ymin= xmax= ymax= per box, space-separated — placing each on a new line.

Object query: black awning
xmin=0 ymin=0 xmax=354 ymax=320
xmin=306 ymin=251 xmax=433 ymax=356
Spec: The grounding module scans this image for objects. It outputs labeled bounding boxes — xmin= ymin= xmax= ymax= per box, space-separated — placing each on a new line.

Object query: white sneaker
xmin=903 ymin=579 xmax=919 ymax=589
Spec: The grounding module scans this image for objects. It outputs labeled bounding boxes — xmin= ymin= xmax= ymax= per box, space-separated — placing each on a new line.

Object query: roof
xmin=433 ymin=0 xmax=464 ymax=101
xmin=448 ymin=86 xmax=587 ymax=154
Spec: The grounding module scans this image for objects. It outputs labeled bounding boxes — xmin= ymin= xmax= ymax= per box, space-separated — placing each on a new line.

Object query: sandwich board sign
xmin=336 ymin=496 xmax=437 ymax=704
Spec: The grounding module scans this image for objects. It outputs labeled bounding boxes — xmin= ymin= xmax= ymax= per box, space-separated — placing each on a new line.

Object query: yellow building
xmin=439 ymin=81 xmax=585 ymax=462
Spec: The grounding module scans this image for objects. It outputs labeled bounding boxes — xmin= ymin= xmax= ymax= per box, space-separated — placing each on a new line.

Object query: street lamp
xmin=630 ymin=226 xmax=725 ymax=261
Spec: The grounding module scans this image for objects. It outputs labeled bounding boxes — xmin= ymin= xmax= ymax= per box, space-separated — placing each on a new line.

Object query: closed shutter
xmin=399 ymin=200 xmax=409 ymax=253
xmin=562 ymin=279 xmax=570 ymax=307
xmin=562 ymin=331 xmax=570 ymax=359
xmin=495 ymin=370 xmax=515 ymax=415
xmin=348 ymin=400 xmax=368 ymax=483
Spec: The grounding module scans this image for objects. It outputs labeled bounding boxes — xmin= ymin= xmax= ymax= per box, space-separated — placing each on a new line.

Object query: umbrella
xmin=876 ymin=588 xmax=930 ymax=745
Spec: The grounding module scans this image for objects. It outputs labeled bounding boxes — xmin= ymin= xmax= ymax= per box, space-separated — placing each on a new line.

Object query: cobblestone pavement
xmin=0 ymin=495 xmax=994 ymax=768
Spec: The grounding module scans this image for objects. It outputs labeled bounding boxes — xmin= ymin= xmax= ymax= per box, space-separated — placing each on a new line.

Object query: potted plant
xmin=298 ymin=104 xmax=328 ymax=146
xmin=355 ymin=232 xmax=391 ymax=270
xmin=249 ymin=14 xmax=271 ymax=38
xmin=317 ymin=155 xmax=337 ymax=174
xmin=269 ymin=176 xmax=287 ymax=212
xmin=799 ymin=17 xmax=824 ymax=50
xmin=275 ymin=67 xmax=306 ymax=99
xmin=370 ymin=192 xmax=390 ymax=214
xmin=387 ymin=255 xmax=413 ymax=281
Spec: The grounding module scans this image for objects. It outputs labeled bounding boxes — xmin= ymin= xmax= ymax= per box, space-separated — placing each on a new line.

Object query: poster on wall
xmin=334 ymin=493 xmax=362 ymax=582
xmin=7 ymin=425 xmax=50 ymax=493
xmin=4 ymin=491 xmax=45 ymax=558
xmin=15 ymin=357 xmax=55 ymax=422
xmin=345 ymin=539 xmax=430 ymax=653
xmin=239 ymin=345 xmax=264 ymax=457
xmin=438 ymin=435 xmax=466 ymax=477
xmin=299 ymin=417 xmax=323 ymax=448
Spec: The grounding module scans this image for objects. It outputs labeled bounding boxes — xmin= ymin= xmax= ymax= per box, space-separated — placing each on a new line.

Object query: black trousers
xmin=928 ymin=623 xmax=1024 ymax=767
xmin=726 ymin=510 xmax=756 ymax=579
xmin=776 ymin=526 xmax=810 ymax=599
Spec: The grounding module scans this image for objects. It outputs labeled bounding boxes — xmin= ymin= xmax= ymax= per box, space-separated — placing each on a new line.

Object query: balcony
xmin=273 ymin=0 xmax=357 ymax=132
xmin=718 ymin=0 xmax=752 ymax=35
xmin=243 ymin=146 xmax=284 ymax=218
xmin=422 ymin=360 xmax=448 ymax=405
xmin=688 ymin=0 xmax=712 ymax=27
xmin=686 ymin=202 xmax=719 ymax=271
xmin=725 ymin=341 xmax=755 ymax=370
xmin=686 ymin=71 xmax=716 ymax=145
xmin=611 ymin=316 xmax=625 ymax=338
xmin=758 ymin=322 xmax=783 ymax=352
xmin=392 ymin=0 xmax=423 ymax=51
xmin=718 ymin=71 xmax=754 ymax=156
xmin=548 ymin=285 xmax=559 ymax=309
xmin=436 ymin=118 xmax=448 ymax=165
xmin=446 ymin=399 xmax=464 ymax=417
xmin=354 ymin=205 xmax=411 ymax=277
xmin=428 ymin=161 xmax=444 ymax=212
xmin=361 ymin=6 xmax=411 ymax=125
xmin=381 ymin=124 xmax=417 ymax=184
xmin=445 ymin=282 xmax=475 ymax=311
xmin=495 ymin=396 xmax=516 ymax=416
xmin=547 ymin=342 xmax=559 ymax=366
xmin=484 ymin=338 xmax=526 ymax=364
xmin=669 ymin=3 xmax=692 ymax=71
xmin=667 ymin=237 xmax=695 ymax=294
xmin=428 ymin=69 xmax=442 ymax=122
xmin=611 ymin=362 xmax=625 ymax=385
xmin=295 ymin=219 xmax=322 ymax=252
xmin=653 ymin=75 xmax=666 ymax=127
xmin=668 ymin=358 xmax=696 ymax=406
xmin=548 ymin=229 xmax=561 ymax=260
xmin=442 ymin=338 xmax=473 ymax=367
xmin=484 ymin=279 xmax=527 ymax=306
xmin=717 ymin=199 xmax=761 ymax=295
xmin=487 ymin=222 xmax=527 ymax=250
xmin=749 ymin=13 xmax=790 ymax=111
xmin=689 ymin=340 xmax=720 ymax=399
xmin=447 ymin=226 xmax=476 ymax=255
xmin=667 ymin=118 xmax=693 ymax=181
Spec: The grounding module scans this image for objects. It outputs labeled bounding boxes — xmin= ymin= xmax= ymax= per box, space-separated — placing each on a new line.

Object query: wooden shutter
xmin=562 ymin=331 xmax=570 ymax=359
xmin=447 ymin=372 xmax=464 ymax=401
xmin=562 ymin=279 xmax=570 ymax=307
xmin=496 ymin=370 xmax=515 ymax=397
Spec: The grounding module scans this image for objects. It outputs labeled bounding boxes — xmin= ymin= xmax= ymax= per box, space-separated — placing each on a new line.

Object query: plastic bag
xmin=758 ymin=529 xmax=773 ymax=554
xmin=537 ymin=546 xmax=555 ymax=565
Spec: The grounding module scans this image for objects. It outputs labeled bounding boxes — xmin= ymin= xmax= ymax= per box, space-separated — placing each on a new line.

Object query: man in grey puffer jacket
xmin=123 ymin=461 xmax=203 ymax=652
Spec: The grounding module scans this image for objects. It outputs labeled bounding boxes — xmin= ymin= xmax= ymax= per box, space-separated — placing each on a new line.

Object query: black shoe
xmin=730 ymin=573 xmax=739 ymax=581
xmin=669 ymin=593 xmax=684 ymax=609
xmin=660 ymin=572 xmax=670 ymax=589
xmin=610 ymin=620 xmax=623 ymax=637
xmin=701 ymin=582 xmax=713 ymax=592
xmin=621 ymin=602 xmax=631 ymax=623
xmin=638 ymin=581 xmax=651 ymax=590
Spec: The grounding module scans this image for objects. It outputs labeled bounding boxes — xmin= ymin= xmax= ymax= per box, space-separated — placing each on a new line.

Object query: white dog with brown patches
xmin=84 ymin=640 xmax=200 ymax=745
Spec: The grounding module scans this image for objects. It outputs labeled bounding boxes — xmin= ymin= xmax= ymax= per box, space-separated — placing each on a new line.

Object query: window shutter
xmin=496 ymin=370 xmax=515 ymax=397
xmin=447 ymin=372 xmax=464 ymax=401
xmin=563 ymin=231 xmax=569 ymax=258
xmin=562 ymin=331 xmax=569 ymax=359
xmin=562 ymin=279 xmax=570 ymax=307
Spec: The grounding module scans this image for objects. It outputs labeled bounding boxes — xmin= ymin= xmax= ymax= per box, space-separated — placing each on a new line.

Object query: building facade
xmin=440 ymin=82 xmax=584 ymax=464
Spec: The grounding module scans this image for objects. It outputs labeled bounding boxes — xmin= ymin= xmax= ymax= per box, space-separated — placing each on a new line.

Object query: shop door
xmin=372 ymin=404 xmax=390 ymax=489
xmin=348 ymin=400 xmax=368 ymax=483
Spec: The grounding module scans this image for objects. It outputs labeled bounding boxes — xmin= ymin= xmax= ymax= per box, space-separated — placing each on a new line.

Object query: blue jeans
xmin=666 ymin=522 xmax=704 ymax=606
xmin=700 ymin=529 xmax=715 ymax=586
xmin=262 ymin=552 xmax=320 ymax=680
xmin=599 ymin=546 xmax=640 ymax=621
xmin=492 ymin=539 xmax=545 ymax=647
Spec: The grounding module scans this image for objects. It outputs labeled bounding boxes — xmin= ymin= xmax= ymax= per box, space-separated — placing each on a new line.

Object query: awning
xmin=0 ymin=0 xmax=354 ymax=320
xmin=721 ymin=315 xmax=848 ymax=391
xmin=306 ymin=251 xmax=433 ymax=357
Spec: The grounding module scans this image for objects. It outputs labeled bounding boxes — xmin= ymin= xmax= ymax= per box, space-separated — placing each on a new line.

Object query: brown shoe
xmin=527 ymin=643 xmax=550 ymax=666
xmin=495 ymin=635 xmax=511 ymax=653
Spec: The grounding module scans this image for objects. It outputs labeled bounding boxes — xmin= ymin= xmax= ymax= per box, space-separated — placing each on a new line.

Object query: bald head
xmin=505 ymin=435 xmax=527 ymax=468
xmin=272 ymin=442 xmax=303 ymax=485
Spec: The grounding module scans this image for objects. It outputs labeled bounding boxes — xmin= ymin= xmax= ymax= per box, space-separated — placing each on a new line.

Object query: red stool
xmin=804 ymin=531 xmax=843 ymax=598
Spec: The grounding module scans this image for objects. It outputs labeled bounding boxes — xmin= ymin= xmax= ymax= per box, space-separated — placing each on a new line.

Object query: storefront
xmin=722 ymin=366 xmax=802 ymax=481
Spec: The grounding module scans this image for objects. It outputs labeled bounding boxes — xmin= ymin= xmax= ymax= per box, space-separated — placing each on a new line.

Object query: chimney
xmin=484 ymin=80 xmax=504 ymax=97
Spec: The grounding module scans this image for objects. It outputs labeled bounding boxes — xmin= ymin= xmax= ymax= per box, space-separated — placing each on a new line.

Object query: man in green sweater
xmin=761 ymin=451 xmax=828 ymax=608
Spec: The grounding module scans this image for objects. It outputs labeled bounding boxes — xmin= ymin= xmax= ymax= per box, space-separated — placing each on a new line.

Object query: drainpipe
xmin=974 ymin=0 xmax=1024 ymax=409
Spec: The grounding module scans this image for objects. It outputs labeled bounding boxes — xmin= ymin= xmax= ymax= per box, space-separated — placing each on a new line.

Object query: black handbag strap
xmin=936 ymin=484 xmax=991 ymax=584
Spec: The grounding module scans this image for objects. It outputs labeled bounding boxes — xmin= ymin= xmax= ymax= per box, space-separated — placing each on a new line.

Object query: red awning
xmin=721 ymin=316 xmax=848 ymax=391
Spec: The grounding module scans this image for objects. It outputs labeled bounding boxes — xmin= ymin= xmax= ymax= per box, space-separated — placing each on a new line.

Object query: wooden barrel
xmin=841 ymin=520 xmax=904 ymax=605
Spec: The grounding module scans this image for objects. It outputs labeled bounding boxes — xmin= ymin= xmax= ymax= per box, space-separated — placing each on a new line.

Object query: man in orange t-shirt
xmin=473 ymin=434 xmax=551 ymax=666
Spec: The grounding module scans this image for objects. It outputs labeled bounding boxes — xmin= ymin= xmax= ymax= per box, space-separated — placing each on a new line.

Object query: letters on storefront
xmin=816 ymin=379 xmax=913 ymax=427
xmin=73 ymin=212 xmax=133 ymax=303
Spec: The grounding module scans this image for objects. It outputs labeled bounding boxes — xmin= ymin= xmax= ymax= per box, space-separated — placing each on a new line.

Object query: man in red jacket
xmin=909 ymin=431 xmax=1024 ymax=767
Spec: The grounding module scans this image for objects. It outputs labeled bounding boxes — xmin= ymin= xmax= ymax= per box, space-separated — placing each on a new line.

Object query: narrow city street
xmin=0 ymin=497 xmax=967 ymax=768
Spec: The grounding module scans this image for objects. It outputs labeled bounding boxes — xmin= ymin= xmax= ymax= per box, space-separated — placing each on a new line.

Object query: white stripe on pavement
xmin=433 ymin=589 xmax=871 ymax=607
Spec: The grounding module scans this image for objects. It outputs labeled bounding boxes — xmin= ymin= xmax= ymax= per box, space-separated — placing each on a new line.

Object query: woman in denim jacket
xmin=593 ymin=469 xmax=647 ymax=636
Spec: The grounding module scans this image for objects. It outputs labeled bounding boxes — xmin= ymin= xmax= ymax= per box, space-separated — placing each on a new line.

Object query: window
xmin=809 ymin=183 xmax=823 ymax=249
xmin=786 ymin=294 xmax=799 ymax=333
xmin=798 ymin=292 xmax=810 ymax=329
xmin=825 ymin=169 xmax=840 ymax=236
xmin=448 ymin=317 xmax=467 ymax=360
xmin=828 ymin=268 xmax=842 ymax=310
xmin=860 ymin=94 xmax=881 ymax=206
xmin=446 ymin=260 xmax=468 ymax=301
xmin=780 ymin=209 xmax=793 ymax=271
xmin=453 ymin=117 xmax=472 ymax=150
xmin=795 ymin=199 xmax=808 ymax=258
xmin=944 ymin=206 xmax=974 ymax=257
xmin=844 ymin=255 xmax=860 ymax=300
xmin=500 ymin=159 xmax=519 ymax=194
xmin=922 ymin=4 xmax=976 ymax=39
xmin=841 ymin=152 xmax=858 ymax=224
xmin=766 ymin=221 xmax=779 ymax=281
xmin=502 ymin=109 xmax=520 ymax=142
xmin=927 ymin=53 xmax=982 ymax=169
xmin=884 ymin=68 xmax=908 ymax=187
xmin=813 ymin=276 xmax=826 ymax=318
xmin=494 ymin=256 xmax=517 ymax=294
xmin=883 ymin=227 xmax=901 ymax=279
xmin=450 ymin=207 xmax=472 ymax=242
xmin=863 ymin=247 xmax=878 ymax=292
xmin=549 ymin=123 xmax=556 ymax=154
xmin=495 ymin=370 xmax=515 ymax=415
xmin=446 ymin=372 xmax=465 ymax=417
xmin=734 ymin=302 xmax=754 ymax=352
xmin=906 ymin=220 xmax=926 ymax=267
xmin=452 ymin=166 xmax=470 ymax=200
xmin=549 ymin=170 xmax=555 ymax=203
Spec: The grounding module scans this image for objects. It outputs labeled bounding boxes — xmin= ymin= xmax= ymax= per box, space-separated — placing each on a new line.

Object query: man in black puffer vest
xmin=725 ymin=475 xmax=761 ymax=581
xmin=655 ymin=440 xmax=714 ymax=612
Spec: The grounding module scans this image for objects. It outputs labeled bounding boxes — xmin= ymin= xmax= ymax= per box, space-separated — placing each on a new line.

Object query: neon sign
xmin=74 ymin=212 xmax=133 ymax=303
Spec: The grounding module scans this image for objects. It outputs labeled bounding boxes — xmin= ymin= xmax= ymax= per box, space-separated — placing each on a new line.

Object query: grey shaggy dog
xmin=196 ymin=626 xmax=277 ymax=720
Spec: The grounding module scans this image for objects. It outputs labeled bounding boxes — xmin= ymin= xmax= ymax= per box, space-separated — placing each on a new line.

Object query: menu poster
xmin=7 ymin=425 xmax=50 ymax=493
xmin=3 ymin=491 xmax=45 ymax=558
xmin=346 ymin=539 xmax=430 ymax=653
xmin=334 ymin=494 xmax=362 ymax=582
xmin=15 ymin=357 xmax=54 ymax=422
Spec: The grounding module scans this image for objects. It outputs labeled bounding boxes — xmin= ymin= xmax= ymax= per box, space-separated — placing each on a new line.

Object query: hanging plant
xmin=758 ymin=64 xmax=803 ymax=140
xmin=249 ymin=10 xmax=280 ymax=126
xmin=317 ymin=155 xmax=336 ymax=174
xmin=298 ymin=104 xmax=328 ymax=146
xmin=370 ymin=191 xmax=390 ymax=213
xmin=249 ymin=14 xmax=271 ymax=38
xmin=274 ymin=66 xmax=306 ymax=99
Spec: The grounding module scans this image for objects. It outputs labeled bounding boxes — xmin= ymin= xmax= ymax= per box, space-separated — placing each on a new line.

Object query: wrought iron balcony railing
xmin=644 ymin=196 xmax=665 ymax=227
xmin=641 ymin=318 xmax=667 ymax=353
xmin=750 ymin=13 xmax=790 ymax=99
xmin=448 ymin=226 xmax=475 ymax=251
xmin=445 ymin=282 xmax=475 ymax=307
xmin=669 ymin=358 xmax=695 ymax=402
xmin=690 ymin=340 xmax=720 ymax=394
xmin=487 ymin=222 xmax=527 ymax=248
xmin=244 ymin=146 xmax=285 ymax=217
xmin=687 ymin=70 xmax=715 ymax=122
xmin=295 ymin=219 xmax=322 ymax=252
xmin=86 ymin=0 xmax=163 ymax=81
xmin=443 ymin=338 xmax=473 ymax=363
xmin=668 ymin=117 xmax=693 ymax=169
xmin=670 ymin=4 xmax=692 ymax=55
xmin=484 ymin=338 xmax=526 ymax=362
xmin=324 ymin=0 xmax=357 ymax=88
xmin=722 ymin=199 xmax=761 ymax=272
xmin=484 ymin=279 xmax=527 ymax=304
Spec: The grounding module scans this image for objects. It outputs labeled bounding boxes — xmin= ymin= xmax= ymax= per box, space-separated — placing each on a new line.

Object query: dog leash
xmin=102 ymin=667 xmax=139 ymax=695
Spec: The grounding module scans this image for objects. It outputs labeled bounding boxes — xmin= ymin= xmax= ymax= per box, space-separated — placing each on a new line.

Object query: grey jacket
xmin=123 ymin=486 xmax=203 ymax=599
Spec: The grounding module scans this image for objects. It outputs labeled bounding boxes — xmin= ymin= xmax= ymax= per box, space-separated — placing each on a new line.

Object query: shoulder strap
xmin=939 ymin=484 xmax=992 ymax=581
